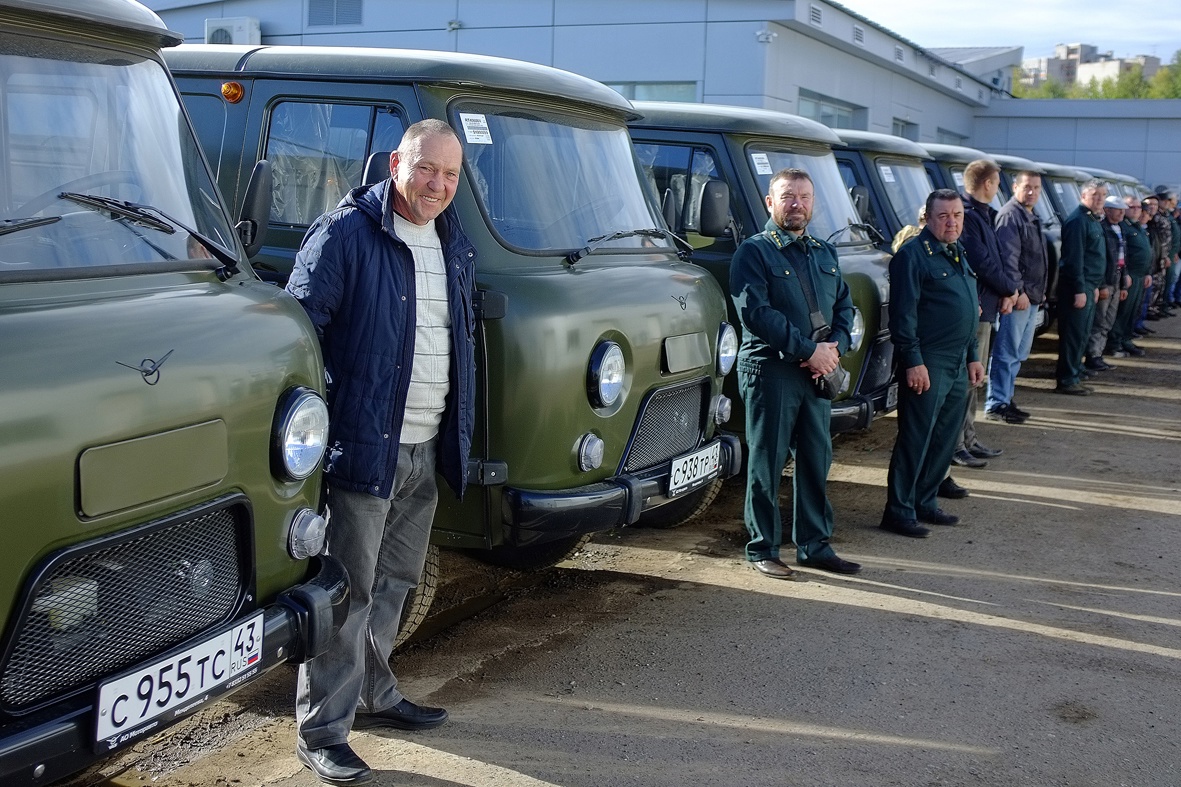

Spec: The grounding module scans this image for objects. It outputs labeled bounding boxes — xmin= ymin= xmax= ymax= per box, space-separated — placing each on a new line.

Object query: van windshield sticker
xmin=1055 ymin=182 xmax=1064 ymax=194
xmin=750 ymin=152 xmax=773 ymax=175
xmin=952 ymin=171 xmax=965 ymax=188
xmin=459 ymin=113 xmax=493 ymax=144
xmin=880 ymin=165 xmax=895 ymax=183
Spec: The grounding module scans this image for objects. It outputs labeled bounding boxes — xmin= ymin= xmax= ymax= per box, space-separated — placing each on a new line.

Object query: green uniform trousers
xmin=1056 ymin=285 xmax=1097 ymax=387
xmin=739 ymin=363 xmax=836 ymax=563
xmin=1107 ymin=277 xmax=1147 ymax=352
xmin=885 ymin=363 xmax=968 ymax=522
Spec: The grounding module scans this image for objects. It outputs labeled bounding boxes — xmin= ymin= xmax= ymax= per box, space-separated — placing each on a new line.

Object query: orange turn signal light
xmin=221 ymin=81 xmax=245 ymax=104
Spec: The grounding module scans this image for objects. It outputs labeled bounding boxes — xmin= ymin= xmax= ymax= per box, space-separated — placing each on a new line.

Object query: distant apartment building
xmin=1021 ymin=43 xmax=1159 ymax=87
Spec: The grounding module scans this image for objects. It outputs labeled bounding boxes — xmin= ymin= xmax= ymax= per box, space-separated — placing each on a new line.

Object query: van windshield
xmin=875 ymin=159 xmax=933 ymax=231
xmin=454 ymin=103 xmax=669 ymax=255
xmin=746 ymin=145 xmax=869 ymax=245
xmin=1052 ymin=178 xmax=1083 ymax=213
xmin=0 ymin=33 xmax=236 ymax=274
xmin=1032 ymin=190 xmax=1057 ymax=225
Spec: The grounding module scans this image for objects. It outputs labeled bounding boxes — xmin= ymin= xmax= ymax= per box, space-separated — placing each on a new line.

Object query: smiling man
xmin=286 ymin=119 xmax=477 ymax=786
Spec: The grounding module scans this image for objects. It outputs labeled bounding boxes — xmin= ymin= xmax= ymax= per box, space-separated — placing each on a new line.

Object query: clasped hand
xmin=801 ymin=341 xmax=840 ymax=378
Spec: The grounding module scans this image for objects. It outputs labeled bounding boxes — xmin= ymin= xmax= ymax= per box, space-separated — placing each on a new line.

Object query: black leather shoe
xmin=985 ymin=404 xmax=1027 ymax=424
xmin=952 ymin=449 xmax=987 ymax=468
xmin=353 ymin=698 xmax=448 ymax=731
xmin=750 ymin=558 xmax=804 ymax=580
xmin=879 ymin=518 xmax=931 ymax=538
xmin=917 ymin=508 xmax=960 ymax=526
xmin=1055 ymin=383 xmax=1091 ymax=396
xmin=938 ymin=476 xmax=969 ymax=499
xmin=1007 ymin=402 xmax=1031 ymax=419
xmin=968 ymin=442 xmax=1002 ymax=458
xmin=1084 ymin=356 xmax=1109 ymax=371
xmin=297 ymin=743 xmax=373 ymax=786
xmin=797 ymin=554 xmax=862 ymax=574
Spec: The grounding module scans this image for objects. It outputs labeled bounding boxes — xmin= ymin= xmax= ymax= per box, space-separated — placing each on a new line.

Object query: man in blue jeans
xmin=986 ymin=170 xmax=1048 ymax=423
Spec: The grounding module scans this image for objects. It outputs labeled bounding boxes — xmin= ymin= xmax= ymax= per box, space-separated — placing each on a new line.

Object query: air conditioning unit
xmin=204 ymin=17 xmax=261 ymax=45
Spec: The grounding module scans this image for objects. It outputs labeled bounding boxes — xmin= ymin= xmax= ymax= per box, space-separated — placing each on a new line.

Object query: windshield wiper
xmin=825 ymin=220 xmax=886 ymax=247
xmin=59 ymin=192 xmax=241 ymax=275
xmin=0 ymin=216 xmax=61 ymax=237
xmin=565 ymin=227 xmax=688 ymax=266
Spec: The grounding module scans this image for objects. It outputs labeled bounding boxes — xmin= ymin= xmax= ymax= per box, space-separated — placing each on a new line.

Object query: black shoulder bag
xmin=787 ymin=244 xmax=849 ymax=400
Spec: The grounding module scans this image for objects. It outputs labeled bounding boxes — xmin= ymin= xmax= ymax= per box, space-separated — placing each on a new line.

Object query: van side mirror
xmin=237 ymin=159 xmax=272 ymax=259
xmin=698 ymin=179 xmax=731 ymax=238
xmin=849 ymin=184 xmax=871 ymax=224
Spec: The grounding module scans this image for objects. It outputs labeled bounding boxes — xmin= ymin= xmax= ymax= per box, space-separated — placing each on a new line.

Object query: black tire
xmin=474 ymin=533 xmax=592 ymax=571
xmin=637 ymin=477 xmax=724 ymax=529
xmin=394 ymin=544 xmax=439 ymax=649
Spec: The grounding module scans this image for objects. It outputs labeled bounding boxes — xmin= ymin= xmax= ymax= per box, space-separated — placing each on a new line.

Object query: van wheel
xmin=474 ymin=533 xmax=592 ymax=571
xmin=394 ymin=544 xmax=440 ymax=649
xmin=638 ymin=478 xmax=724 ymax=529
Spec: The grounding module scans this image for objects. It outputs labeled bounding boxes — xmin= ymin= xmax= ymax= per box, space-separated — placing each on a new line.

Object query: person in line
xmin=731 ymin=167 xmax=862 ymax=579
xmin=286 ymin=119 xmax=478 ymax=786
xmin=952 ymin=160 xmax=1011 ymax=468
xmin=1055 ymin=179 xmax=1108 ymax=396
xmin=1160 ymin=192 xmax=1181 ymax=313
xmin=881 ymin=189 xmax=985 ymax=538
xmin=1140 ymin=193 xmax=1171 ymax=330
xmin=1106 ymin=196 xmax=1153 ymax=358
xmin=1084 ymin=196 xmax=1129 ymax=371
xmin=985 ymin=169 xmax=1048 ymax=424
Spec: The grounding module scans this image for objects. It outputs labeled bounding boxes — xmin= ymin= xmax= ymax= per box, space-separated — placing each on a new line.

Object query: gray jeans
xmin=296 ymin=440 xmax=438 ymax=748
xmin=1087 ymin=287 xmax=1120 ymax=358
xmin=957 ymin=320 xmax=992 ymax=452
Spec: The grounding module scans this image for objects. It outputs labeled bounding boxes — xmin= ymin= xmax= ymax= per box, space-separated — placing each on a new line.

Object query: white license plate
xmin=668 ymin=442 xmax=721 ymax=498
xmin=96 ymin=613 xmax=263 ymax=747
xmin=886 ymin=382 xmax=899 ymax=410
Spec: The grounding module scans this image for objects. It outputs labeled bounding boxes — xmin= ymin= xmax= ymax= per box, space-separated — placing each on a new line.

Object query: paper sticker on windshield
xmin=880 ymin=165 xmax=895 ymax=183
xmin=459 ymin=114 xmax=493 ymax=145
xmin=1054 ymin=182 xmax=1064 ymax=194
xmin=952 ymin=171 xmax=965 ymax=187
xmin=750 ymin=152 xmax=773 ymax=175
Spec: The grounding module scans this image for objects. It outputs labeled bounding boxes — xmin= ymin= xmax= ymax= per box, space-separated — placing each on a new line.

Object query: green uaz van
xmin=0 ymin=2 xmax=348 ymax=784
xmin=163 ymin=45 xmax=741 ymax=561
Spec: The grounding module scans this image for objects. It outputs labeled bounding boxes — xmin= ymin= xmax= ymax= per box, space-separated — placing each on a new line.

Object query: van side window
xmin=264 ymin=102 xmax=405 ymax=226
xmin=183 ymin=94 xmax=228 ymax=180
xmin=636 ymin=143 xmax=735 ymax=254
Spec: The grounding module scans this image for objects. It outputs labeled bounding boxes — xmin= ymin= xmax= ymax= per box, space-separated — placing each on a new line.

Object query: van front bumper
xmin=0 ymin=555 xmax=348 ymax=787
xmin=501 ymin=434 xmax=742 ymax=548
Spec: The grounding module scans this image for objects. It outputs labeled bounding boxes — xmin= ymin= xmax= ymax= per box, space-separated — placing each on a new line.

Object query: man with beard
xmin=881 ymin=190 xmax=985 ymax=538
xmin=730 ymin=168 xmax=861 ymax=578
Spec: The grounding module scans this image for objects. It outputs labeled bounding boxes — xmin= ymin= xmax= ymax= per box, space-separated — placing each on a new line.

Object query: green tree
xmin=1014 ymin=50 xmax=1179 ymax=99
xmin=1148 ymin=50 xmax=1181 ymax=98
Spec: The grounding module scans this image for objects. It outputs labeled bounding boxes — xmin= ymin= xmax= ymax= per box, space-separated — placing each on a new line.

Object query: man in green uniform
xmin=1107 ymin=196 xmax=1153 ymax=357
xmin=881 ymin=190 xmax=985 ymax=538
xmin=731 ymin=168 xmax=860 ymax=578
xmin=1055 ymin=179 xmax=1108 ymax=395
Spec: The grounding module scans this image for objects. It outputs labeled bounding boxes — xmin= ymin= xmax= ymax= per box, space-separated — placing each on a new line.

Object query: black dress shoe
xmin=1140 ymin=325 xmax=1156 ymax=333
xmin=879 ymin=517 xmax=932 ymax=538
xmin=938 ymin=476 xmax=969 ymax=499
xmin=952 ymin=449 xmax=987 ymax=468
xmin=797 ymin=554 xmax=862 ymax=574
xmin=917 ymin=508 xmax=960 ymax=526
xmin=353 ymin=698 xmax=449 ymax=731
xmin=750 ymin=558 xmax=804 ymax=580
xmin=1084 ymin=356 xmax=1109 ymax=371
xmin=297 ymin=743 xmax=373 ymax=786
xmin=1007 ymin=401 xmax=1031 ymax=419
xmin=1122 ymin=343 xmax=1145 ymax=357
xmin=968 ymin=442 xmax=1002 ymax=459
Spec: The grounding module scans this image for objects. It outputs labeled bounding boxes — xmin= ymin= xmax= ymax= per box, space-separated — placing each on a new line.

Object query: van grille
xmin=0 ymin=501 xmax=247 ymax=710
xmin=621 ymin=380 xmax=708 ymax=473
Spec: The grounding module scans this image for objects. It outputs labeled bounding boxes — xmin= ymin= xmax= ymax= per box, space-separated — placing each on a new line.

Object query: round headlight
xmin=273 ymin=387 xmax=330 ymax=481
xmin=849 ymin=308 xmax=866 ymax=353
xmin=712 ymin=395 xmax=732 ymax=425
xmin=288 ymin=508 xmax=328 ymax=559
xmin=717 ymin=322 xmax=739 ymax=376
xmin=588 ymin=341 xmax=626 ymax=407
xmin=577 ymin=433 xmax=605 ymax=471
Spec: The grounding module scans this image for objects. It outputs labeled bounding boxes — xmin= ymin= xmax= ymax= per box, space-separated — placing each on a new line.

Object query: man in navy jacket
xmin=287 ymin=119 xmax=477 ymax=785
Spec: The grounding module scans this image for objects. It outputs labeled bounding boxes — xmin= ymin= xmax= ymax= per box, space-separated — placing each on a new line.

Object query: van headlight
xmin=288 ymin=508 xmax=328 ymax=559
xmin=849 ymin=308 xmax=865 ymax=353
xmin=717 ymin=322 xmax=738 ymax=376
xmin=272 ymin=387 xmax=329 ymax=481
xmin=587 ymin=341 xmax=626 ymax=407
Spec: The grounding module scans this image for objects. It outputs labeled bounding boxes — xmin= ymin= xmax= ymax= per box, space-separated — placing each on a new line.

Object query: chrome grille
xmin=621 ymin=380 xmax=708 ymax=473
xmin=1 ymin=503 xmax=246 ymax=709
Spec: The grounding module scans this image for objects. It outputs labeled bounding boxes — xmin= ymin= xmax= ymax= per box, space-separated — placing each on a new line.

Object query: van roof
xmin=164 ymin=44 xmax=636 ymax=118
xmin=0 ymin=0 xmax=182 ymax=47
xmin=1036 ymin=160 xmax=1093 ymax=180
xmin=834 ymin=129 xmax=930 ymax=160
xmin=919 ymin=142 xmax=991 ymax=164
xmin=990 ymin=153 xmax=1043 ymax=174
xmin=629 ymin=101 xmax=841 ymax=146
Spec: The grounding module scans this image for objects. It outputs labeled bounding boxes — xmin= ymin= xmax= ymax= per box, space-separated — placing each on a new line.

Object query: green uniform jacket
xmin=888 ymin=227 xmax=979 ymax=369
xmin=1059 ymin=205 xmax=1107 ymax=293
xmin=730 ymin=217 xmax=854 ymax=366
xmin=1122 ymin=218 xmax=1153 ymax=278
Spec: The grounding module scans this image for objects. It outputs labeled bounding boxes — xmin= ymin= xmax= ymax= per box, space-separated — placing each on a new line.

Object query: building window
xmin=606 ymin=82 xmax=697 ymax=102
xmin=809 ymin=4 xmax=823 ymax=26
xmin=853 ymin=25 xmax=864 ymax=46
xmin=936 ymin=128 xmax=967 ymax=145
xmin=308 ymin=0 xmax=361 ymax=26
xmin=797 ymin=89 xmax=866 ymax=130
xmin=892 ymin=119 xmax=918 ymax=142
xmin=894 ymin=46 xmax=905 ymax=63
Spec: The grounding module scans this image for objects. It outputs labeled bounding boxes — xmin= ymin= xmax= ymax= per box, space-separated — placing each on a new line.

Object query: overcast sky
xmin=834 ymin=0 xmax=1181 ymax=61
